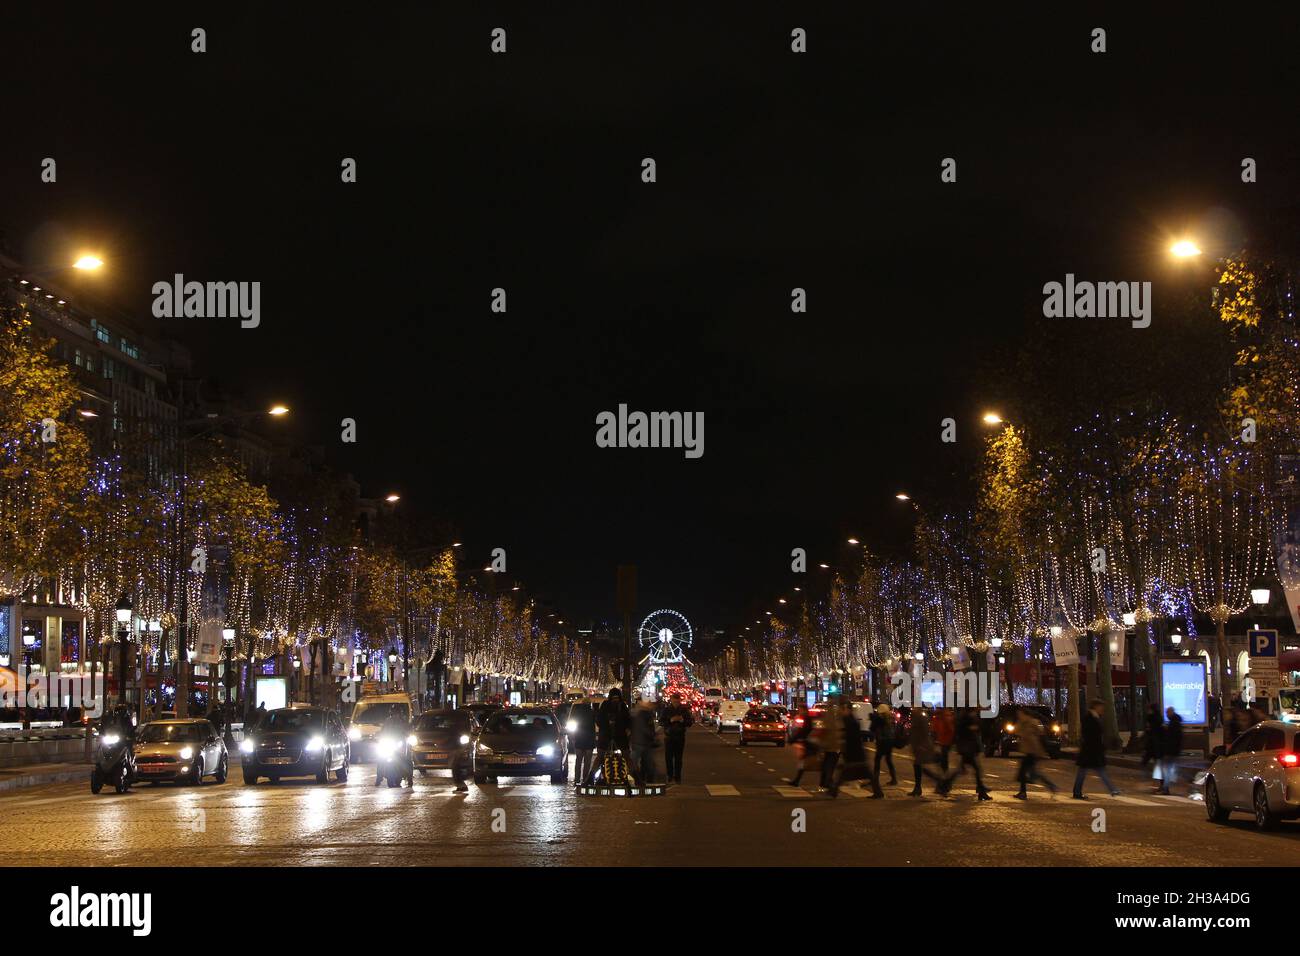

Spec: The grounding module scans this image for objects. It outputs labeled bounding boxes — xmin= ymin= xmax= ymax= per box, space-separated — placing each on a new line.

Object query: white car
xmin=1204 ymin=720 xmax=1300 ymax=830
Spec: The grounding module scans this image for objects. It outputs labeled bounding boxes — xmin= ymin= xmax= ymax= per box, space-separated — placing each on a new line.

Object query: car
xmin=473 ymin=707 xmax=568 ymax=784
xmin=133 ymin=719 xmax=229 ymax=785
xmin=240 ymin=706 xmax=350 ymax=784
xmin=1204 ymin=720 xmax=1300 ymax=830
xmin=410 ymin=709 xmax=476 ymax=778
xmin=989 ymin=705 xmax=1063 ymax=759
xmin=739 ymin=708 xmax=786 ymax=746
xmin=345 ymin=693 xmax=412 ymax=761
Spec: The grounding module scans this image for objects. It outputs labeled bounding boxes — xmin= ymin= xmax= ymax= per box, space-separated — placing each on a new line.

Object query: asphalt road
xmin=4 ymin=726 xmax=1297 ymax=866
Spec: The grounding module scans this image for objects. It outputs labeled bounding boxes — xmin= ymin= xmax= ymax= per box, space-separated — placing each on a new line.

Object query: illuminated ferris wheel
xmin=638 ymin=608 xmax=693 ymax=665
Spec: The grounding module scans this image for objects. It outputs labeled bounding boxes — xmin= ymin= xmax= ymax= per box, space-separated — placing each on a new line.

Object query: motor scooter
xmin=375 ymin=732 xmax=414 ymax=788
xmin=90 ymin=728 xmax=136 ymax=794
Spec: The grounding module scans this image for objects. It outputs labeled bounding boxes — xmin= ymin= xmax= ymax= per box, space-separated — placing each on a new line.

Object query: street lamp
xmin=981 ymin=412 xmax=1004 ymax=426
xmin=115 ymin=594 xmax=133 ymax=713
xmin=221 ymin=627 xmax=237 ymax=746
xmin=1251 ymin=587 xmax=1271 ymax=608
xmin=1169 ymin=239 xmax=1202 ymax=259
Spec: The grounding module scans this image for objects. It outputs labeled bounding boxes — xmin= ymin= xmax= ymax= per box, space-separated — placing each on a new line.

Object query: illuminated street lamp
xmin=981 ymin=412 xmax=1004 ymax=426
xmin=115 ymin=593 xmax=133 ymax=712
xmin=1251 ymin=587 xmax=1271 ymax=607
xmin=1169 ymin=239 xmax=1201 ymax=259
xmin=72 ymin=254 xmax=104 ymax=270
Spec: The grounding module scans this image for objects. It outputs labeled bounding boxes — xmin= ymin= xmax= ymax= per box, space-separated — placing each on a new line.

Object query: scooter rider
xmin=375 ymin=708 xmax=412 ymax=785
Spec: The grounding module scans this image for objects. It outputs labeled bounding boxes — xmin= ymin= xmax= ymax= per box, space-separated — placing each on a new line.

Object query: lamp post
xmin=115 ymin=594 xmax=133 ymax=714
xmin=388 ymin=651 xmax=399 ymax=692
xmin=221 ymin=627 xmax=237 ymax=747
xmin=1122 ymin=612 xmax=1138 ymax=734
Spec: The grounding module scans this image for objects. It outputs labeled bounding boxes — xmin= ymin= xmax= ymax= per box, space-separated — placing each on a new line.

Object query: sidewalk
xmin=0 ymin=760 xmax=90 ymax=793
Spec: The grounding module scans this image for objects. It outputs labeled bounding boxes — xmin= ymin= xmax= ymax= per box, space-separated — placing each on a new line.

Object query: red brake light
xmin=1279 ymin=752 xmax=1299 ymax=767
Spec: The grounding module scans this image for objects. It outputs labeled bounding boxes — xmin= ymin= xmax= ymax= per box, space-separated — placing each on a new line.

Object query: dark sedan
xmin=240 ymin=707 xmax=351 ymax=784
xmin=988 ymin=705 xmax=1063 ymax=759
xmin=473 ymin=708 xmax=568 ymax=784
xmin=410 ymin=709 xmax=476 ymax=778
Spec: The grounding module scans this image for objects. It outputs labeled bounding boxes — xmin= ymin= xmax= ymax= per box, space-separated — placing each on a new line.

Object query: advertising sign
xmin=1051 ymin=632 xmax=1079 ymax=666
xmin=1159 ymin=659 xmax=1208 ymax=726
xmin=255 ymin=676 xmax=287 ymax=711
xmin=195 ymin=622 xmax=222 ymax=665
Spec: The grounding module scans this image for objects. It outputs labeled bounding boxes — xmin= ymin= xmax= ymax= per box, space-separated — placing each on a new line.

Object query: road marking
xmin=706 ymin=784 xmax=740 ymax=796
xmin=774 ymin=786 xmax=805 ymax=798
xmin=835 ymin=786 xmax=871 ymax=798
xmin=1107 ymin=795 xmax=1163 ymax=806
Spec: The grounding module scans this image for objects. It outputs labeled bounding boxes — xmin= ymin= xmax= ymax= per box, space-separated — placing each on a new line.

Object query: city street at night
xmin=5 ymin=728 xmax=1293 ymax=867
xmin=5 ymin=4 xmax=1300 ymax=939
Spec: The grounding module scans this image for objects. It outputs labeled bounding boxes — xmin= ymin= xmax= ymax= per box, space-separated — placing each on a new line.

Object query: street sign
xmin=1247 ymin=629 xmax=1279 ymax=658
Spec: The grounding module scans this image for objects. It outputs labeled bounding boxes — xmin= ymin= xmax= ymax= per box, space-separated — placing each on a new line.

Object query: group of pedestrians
xmin=1138 ymin=703 xmax=1186 ymax=795
xmin=568 ymin=688 xmax=695 ymax=786
xmin=784 ymin=696 xmax=1155 ymax=802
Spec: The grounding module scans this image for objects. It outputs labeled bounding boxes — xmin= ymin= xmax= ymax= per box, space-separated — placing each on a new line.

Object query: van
xmin=717 ymin=700 xmax=751 ymax=733
xmin=346 ymin=693 xmax=413 ymax=760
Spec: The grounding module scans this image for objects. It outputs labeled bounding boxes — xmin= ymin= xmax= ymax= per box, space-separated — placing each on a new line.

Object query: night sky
xmin=4 ymin=6 xmax=1300 ymax=637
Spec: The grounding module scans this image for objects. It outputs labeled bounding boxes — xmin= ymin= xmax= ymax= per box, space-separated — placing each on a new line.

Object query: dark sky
xmin=4 ymin=6 xmax=1300 ymax=637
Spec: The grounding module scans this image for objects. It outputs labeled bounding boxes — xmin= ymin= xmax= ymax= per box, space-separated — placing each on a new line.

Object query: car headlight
xmin=240 ymin=739 xmax=255 ymax=754
xmin=1051 ymin=724 xmax=1061 ymax=734
xmin=348 ymin=726 xmax=361 ymax=741
xmin=305 ymin=736 xmax=325 ymax=752
xmin=459 ymin=734 xmax=471 ymax=745
xmin=1005 ymin=723 xmax=1015 ymax=733
xmin=179 ymin=746 xmax=193 ymax=760
xmin=406 ymin=734 xmax=417 ymax=746
xmin=565 ymin=721 xmax=577 ymax=733
xmin=101 ymin=734 xmax=120 ymax=746
xmin=536 ymin=744 xmax=556 ymax=758
xmin=377 ymin=737 xmax=399 ymax=757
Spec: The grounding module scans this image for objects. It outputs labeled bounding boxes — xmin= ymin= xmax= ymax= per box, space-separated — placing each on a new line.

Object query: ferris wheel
xmin=638 ymin=608 xmax=693 ymax=665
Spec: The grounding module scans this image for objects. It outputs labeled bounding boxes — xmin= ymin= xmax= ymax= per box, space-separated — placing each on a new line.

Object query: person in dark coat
xmin=629 ymin=697 xmax=660 ymax=784
xmin=1072 ymin=700 xmax=1119 ymax=798
xmin=944 ymin=707 xmax=992 ymax=800
xmin=659 ymin=693 xmax=693 ymax=783
xmin=832 ymin=705 xmax=882 ymax=798
xmin=1156 ymin=706 xmax=1183 ymax=795
xmin=906 ymin=708 xmax=950 ymax=797
xmin=568 ymin=700 xmax=597 ymax=785
xmin=594 ymin=688 xmax=634 ymax=782
xmin=869 ymin=704 xmax=899 ymax=784
xmin=1140 ymin=702 xmax=1163 ymax=768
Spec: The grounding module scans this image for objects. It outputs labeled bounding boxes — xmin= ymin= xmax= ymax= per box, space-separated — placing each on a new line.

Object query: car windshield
xmin=486 ymin=712 xmax=555 ymax=733
xmin=748 ymin=711 xmax=777 ymax=721
xmin=137 ymin=722 xmax=205 ymax=743
xmin=414 ymin=713 xmax=468 ymax=732
xmin=261 ymin=710 xmax=323 ymax=732
xmin=352 ymin=702 xmax=409 ymax=725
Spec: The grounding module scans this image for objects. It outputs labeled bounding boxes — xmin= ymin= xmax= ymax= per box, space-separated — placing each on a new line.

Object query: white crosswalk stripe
xmin=773 ymin=785 xmax=805 ymax=798
xmin=705 ymin=784 xmax=740 ymax=796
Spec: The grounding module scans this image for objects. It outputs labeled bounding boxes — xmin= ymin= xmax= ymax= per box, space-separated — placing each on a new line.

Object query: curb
xmin=0 ymin=765 xmax=90 ymax=793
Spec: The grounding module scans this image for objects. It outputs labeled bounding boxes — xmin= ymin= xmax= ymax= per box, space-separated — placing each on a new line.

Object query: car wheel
xmin=316 ymin=753 xmax=330 ymax=784
xmin=473 ymin=772 xmax=487 ymax=785
xmin=90 ymin=768 xmax=104 ymax=794
xmin=336 ymin=757 xmax=349 ymax=782
xmin=738 ymin=739 xmax=747 ymax=747
xmin=115 ymin=764 xmax=129 ymax=794
xmin=214 ymin=754 xmax=228 ymax=784
xmin=1205 ymin=778 xmax=1230 ymax=823
xmin=243 ymin=768 xmax=258 ymax=785
xmin=191 ymin=757 xmax=204 ymax=786
xmin=1253 ymin=783 xmax=1279 ymax=830
xmin=778 ymin=740 xmax=786 ymax=748
xmin=418 ymin=769 xmax=428 ymax=776
xmin=551 ymin=766 xmax=569 ymax=784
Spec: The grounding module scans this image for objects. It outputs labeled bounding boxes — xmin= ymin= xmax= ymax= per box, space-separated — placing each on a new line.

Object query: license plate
xmin=263 ymin=756 xmax=294 ymax=765
xmin=501 ymin=756 xmax=529 ymax=764
xmin=139 ymin=765 xmax=167 ymax=773
xmin=425 ymin=752 xmax=446 ymax=760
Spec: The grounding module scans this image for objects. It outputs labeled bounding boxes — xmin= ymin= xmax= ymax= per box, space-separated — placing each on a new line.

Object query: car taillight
xmin=743 ymin=723 xmax=753 ymax=729
xmin=1278 ymin=752 xmax=1299 ymax=767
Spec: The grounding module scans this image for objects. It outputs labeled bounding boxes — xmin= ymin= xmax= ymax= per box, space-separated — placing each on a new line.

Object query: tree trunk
xmin=1067 ymin=661 xmax=1081 ymax=746
xmin=1215 ymin=618 xmax=1231 ymax=717
xmin=1124 ymin=620 xmax=1151 ymax=752
xmin=1096 ymin=632 xmax=1123 ymax=749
